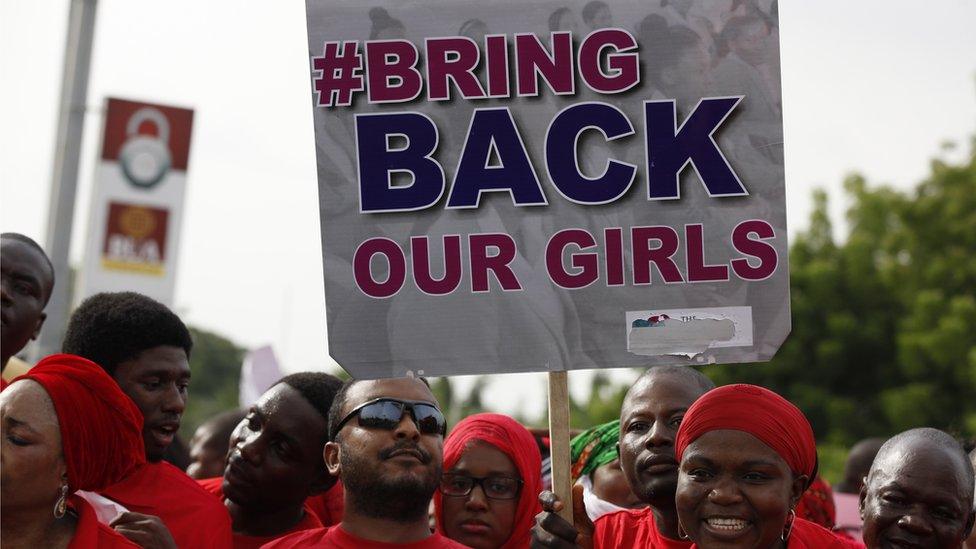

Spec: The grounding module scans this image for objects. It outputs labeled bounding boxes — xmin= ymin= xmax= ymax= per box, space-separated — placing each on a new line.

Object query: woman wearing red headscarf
xmin=673 ymin=384 xmax=863 ymax=549
xmin=435 ymin=413 xmax=542 ymax=549
xmin=0 ymin=354 xmax=147 ymax=548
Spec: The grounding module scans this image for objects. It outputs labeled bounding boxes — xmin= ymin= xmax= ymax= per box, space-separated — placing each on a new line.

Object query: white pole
xmin=34 ymin=0 xmax=99 ymax=360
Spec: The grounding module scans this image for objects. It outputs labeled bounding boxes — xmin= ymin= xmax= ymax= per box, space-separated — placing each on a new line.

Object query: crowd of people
xmin=3 ymin=219 xmax=976 ymax=549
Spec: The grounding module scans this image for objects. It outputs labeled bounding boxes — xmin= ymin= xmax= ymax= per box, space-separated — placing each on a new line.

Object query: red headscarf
xmin=675 ymin=384 xmax=817 ymax=483
xmin=14 ymin=353 xmax=146 ymax=492
xmin=434 ymin=413 xmax=542 ymax=549
xmin=795 ymin=475 xmax=837 ymax=529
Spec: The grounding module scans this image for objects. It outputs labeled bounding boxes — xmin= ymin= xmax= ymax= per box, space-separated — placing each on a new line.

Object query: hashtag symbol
xmin=312 ymin=41 xmax=364 ymax=108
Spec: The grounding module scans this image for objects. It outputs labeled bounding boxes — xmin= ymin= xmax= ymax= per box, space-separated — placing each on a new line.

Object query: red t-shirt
xmin=259 ymin=525 xmax=469 ymax=549
xmin=197 ymin=476 xmax=324 ymax=549
xmin=67 ymin=494 xmax=141 ymax=548
xmin=305 ymin=482 xmax=345 ymax=526
xmin=776 ymin=518 xmax=864 ymax=549
xmin=100 ymin=461 xmax=232 ymax=549
xmin=593 ymin=507 xmax=692 ymax=549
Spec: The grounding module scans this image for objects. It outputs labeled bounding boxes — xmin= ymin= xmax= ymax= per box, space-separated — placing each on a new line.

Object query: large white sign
xmin=78 ymin=98 xmax=194 ymax=307
xmin=305 ymin=0 xmax=789 ymax=378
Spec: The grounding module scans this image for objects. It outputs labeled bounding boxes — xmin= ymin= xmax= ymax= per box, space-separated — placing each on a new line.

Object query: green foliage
xmin=568 ymin=371 xmax=633 ymax=430
xmin=816 ymin=443 xmax=848 ymax=486
xmin=432 ymin=376 xmax=492 ymax=428
xmin=704 ymin=139 xmax=976 ymax=448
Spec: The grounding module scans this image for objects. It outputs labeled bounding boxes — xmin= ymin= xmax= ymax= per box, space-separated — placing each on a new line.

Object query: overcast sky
xmin=2 ymin=0 xmax=974 ymax=418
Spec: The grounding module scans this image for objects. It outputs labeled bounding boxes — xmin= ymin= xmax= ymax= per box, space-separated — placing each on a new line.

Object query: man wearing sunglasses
xmin=263 ymin=377 xmax=466 ymax=548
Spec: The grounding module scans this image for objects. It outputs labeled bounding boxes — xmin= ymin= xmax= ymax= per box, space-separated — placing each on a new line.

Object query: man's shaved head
xmin=870 ymin=429 xmax=975 ymax=499
xmin=861 ymin=428 xmax=976 ymax=549
xmin=624 ymin=366 xmax=714 ymax=405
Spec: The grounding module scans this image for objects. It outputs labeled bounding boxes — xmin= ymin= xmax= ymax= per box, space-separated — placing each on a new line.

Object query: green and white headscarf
xmin=570 ymin=419 xmax=620 ymax=481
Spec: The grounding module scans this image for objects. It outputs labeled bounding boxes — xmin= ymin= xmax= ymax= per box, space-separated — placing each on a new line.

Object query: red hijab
xmin=15 ymin=353 xmax=146 ymax=491
xmin=675 ymin=384 xmax=817 ymax=483
xmin=434 ymin=413 xmax=542 ymax=549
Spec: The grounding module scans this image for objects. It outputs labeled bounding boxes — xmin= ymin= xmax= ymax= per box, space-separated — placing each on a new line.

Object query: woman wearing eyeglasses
xmin=673 ymin=384 xmax=862 ymax=549
xmin=435 ymin=413 xmax=542 ymax=549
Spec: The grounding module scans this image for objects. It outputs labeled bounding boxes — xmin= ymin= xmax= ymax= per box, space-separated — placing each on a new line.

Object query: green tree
xmin=432 ymin=376 xmax=490 ymax=428
xmin=705 ymin=136 xmax=976 ymax=446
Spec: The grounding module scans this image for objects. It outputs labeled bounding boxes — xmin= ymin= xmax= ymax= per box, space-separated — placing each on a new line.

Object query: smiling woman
xmin=673 ymin=384 xmax=861 ymax=549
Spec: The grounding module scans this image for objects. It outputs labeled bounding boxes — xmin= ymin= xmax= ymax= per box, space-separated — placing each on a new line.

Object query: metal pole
xmin=34 ymin=0 xmax=98 ymax=360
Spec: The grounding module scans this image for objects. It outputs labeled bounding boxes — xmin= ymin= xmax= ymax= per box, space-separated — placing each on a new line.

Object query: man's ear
xmin=57 ymin=455 xmax=69 ymax=488
xmin=858 ymin=482 xmax=868 ymax=520
xmin=324 ymin=440 xmax=341 ymax=476
xmin=30 ymin=312 xmax=46 ymax=340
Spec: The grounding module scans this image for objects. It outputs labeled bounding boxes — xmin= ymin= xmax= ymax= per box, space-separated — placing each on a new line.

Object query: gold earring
xmin=53 ymin=482 xmax=69 ymax=519
xmin=781 ymin=508 xmax=796 ymax=542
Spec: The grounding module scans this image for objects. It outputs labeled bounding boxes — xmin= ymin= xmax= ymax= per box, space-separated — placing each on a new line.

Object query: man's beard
xmin=340 ymin=441 xmax=442 ymax=523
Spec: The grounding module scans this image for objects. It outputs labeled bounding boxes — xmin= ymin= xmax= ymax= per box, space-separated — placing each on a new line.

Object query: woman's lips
xmin=459 ymin=520 xmax=492 ymax=535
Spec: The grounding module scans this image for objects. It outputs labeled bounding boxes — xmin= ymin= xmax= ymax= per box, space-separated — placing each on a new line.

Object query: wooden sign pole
xmin=547 ymin=370 xmax=574 ymax=524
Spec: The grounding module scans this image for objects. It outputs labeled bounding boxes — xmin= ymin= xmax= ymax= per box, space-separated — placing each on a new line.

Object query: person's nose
xmin=465 ymin=483 xmax=489 ymax=511
xmin=645 ymin=418 xmax=673 ymax=449
xmin=161 ymin=383 xmax=187 ymax=415
xmin=897 ymin=511 xmax=934 ymax=536
xmin=0 ymin=277 xmax=10 ymax=303
xmin=393 ymin=409 xmax=421 ymax=441
xmin=707 ymin=476 xmax=744 ymax=506
xmin=238 ymin=432 xmax=263 ymax=465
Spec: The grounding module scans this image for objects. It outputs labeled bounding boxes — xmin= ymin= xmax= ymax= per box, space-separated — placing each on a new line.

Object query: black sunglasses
xmin=332 ymin=397 xmax=447 ymax=440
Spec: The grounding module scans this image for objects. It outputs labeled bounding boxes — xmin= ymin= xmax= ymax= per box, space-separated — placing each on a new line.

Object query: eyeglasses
xmin=332 ymin=398 xmax=447 ymax=440
xmin=439 ymin=474 xmax=523 ymax=500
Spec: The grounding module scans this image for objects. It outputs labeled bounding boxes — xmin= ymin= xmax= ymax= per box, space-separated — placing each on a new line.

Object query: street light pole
xmin=35 ymin=0 xmax=98 ymax=359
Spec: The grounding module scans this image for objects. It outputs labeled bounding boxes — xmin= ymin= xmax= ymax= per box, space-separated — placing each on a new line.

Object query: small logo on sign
xmin=102 ymin=202 xmax=169 ymax=276
xmin=119 ymin=107 xmax=172 ymax=189
xmin=631 ymin=314 xmax=670 ymax=328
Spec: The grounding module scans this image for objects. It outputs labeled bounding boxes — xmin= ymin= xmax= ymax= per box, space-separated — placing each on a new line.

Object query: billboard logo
xmin=101 ymin=202 xmax=169 ymax=275
xmin=119 ymin=107 xmax=172 ymax=189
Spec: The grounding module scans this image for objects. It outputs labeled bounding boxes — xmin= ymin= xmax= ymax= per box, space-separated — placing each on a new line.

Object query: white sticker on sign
xmin=625 ymin=307 xmax=754 ymax=358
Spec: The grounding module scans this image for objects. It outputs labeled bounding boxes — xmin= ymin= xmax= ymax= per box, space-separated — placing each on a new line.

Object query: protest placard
xmin=305 ymin=0 xmax=785 ymax=522
xmin=304 ymin=0 xmax=787 ymax=380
